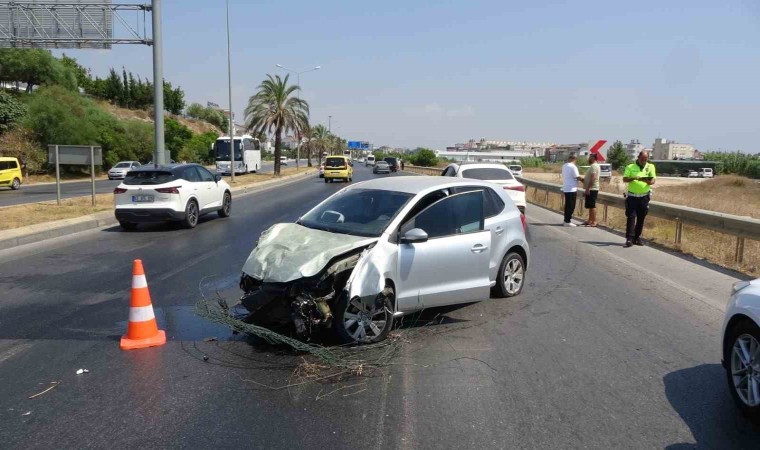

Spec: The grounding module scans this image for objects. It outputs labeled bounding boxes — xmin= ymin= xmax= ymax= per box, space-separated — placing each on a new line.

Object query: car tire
xmin=725 ymin=320 xmax=760 ymax=424
xmin=218 ymin=192 xmax=231 ymax=218
xmin=119 ymin=220 xmax=137 ymax=231
xmin=324 ymin=178 xmax=329 ymax=183
xmin=493 ymin=251 xmax=526 ymax=298
xmin=335 ymin=287 xmax=394 ymax=345
xmin=11 ymin=178 xmax=21 ymax=190
xmin=182 ymin=200 xmax=199 ymax=229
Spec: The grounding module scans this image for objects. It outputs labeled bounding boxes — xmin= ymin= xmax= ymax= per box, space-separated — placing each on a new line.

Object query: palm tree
xmin=311 ymin=124 xmax=330 ymax=160
xmin=244 ymin=74 xmax=309 ymax=175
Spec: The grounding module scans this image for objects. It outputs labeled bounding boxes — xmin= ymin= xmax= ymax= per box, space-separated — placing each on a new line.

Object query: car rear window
xmin=600 ymin=165 xmax=611 ymax=171
xmin=0 ymin=160 xmax=19 ymax=170
xmin=325 ymin=157 xmax=346 ymax=168
xmin=508 ymin=166 xmax=522 ymax=171
xmin=384 ymin=158 xmax=397 ymax=164
xmin=113 ymin=162 xmax=132 ymax=168
xmin=124 ymin=171 xmax=176 ymax=185
xmin=460 ymin=168 xmax=514 ymax=181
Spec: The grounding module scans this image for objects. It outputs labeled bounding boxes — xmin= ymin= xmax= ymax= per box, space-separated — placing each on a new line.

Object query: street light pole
xmin=226 ymin=0 xmax=235 ymax=182
xmin=152 ymin=0 xmax=164 ymax=166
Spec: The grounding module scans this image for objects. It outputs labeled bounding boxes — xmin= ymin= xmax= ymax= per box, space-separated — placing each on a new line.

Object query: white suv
xmin=441 ymin=163 xmax=527 ymax=213
xmin=114 ymin=164 xmax=231 ymax=230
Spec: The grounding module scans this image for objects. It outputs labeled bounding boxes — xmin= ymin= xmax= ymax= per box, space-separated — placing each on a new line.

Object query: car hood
xmin=241 ymin=223 xmax=376 ymax=283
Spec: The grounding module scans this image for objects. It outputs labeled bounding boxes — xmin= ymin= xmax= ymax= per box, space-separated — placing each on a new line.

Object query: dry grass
xmin=3 ymin=167 xmax=316 ymax=232
xmin=0 ymin=193 xmax=114 ymax=230
xmin=25 ymin=172 xmax=109 ymax=185
xmin=97 ymin=101 xmax=222 ymax=135
xmin=525 ymin=186 xmax=759 ymax=275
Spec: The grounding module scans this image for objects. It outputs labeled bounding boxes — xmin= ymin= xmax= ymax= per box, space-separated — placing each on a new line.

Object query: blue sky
xmin=58 ymin=0 xmax=760 ymax=151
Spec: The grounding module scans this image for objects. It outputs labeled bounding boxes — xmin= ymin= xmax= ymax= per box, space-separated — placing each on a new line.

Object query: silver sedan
xmin=239 ymin=176 xmax=530 ymax=344
xmin=373 ymin=161 xmax=391 ymax=174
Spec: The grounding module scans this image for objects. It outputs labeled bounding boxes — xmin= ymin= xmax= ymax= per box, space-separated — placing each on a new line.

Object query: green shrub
xmin=0 ymin=91 xmax=26 ymax=133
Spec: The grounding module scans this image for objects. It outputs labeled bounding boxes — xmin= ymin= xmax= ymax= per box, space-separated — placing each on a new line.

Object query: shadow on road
xmin=663 ymin=364 xmax=760 ymax=449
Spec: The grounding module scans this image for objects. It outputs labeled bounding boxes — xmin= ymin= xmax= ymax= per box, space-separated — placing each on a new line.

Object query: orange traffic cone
xmin=120 ymin=259 xmax=166 ymax=350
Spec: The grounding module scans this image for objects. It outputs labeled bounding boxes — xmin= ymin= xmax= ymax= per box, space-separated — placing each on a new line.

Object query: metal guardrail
xmin=404 ymin=165 xmax=441 ymax=176
xmin=517 ymin=177 xmax=760 ymax=263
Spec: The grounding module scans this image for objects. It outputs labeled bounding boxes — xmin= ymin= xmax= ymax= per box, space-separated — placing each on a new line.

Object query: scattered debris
xmin=75 ymin=369 xmax=90 ymax=375
xmin=22 ymin=411 xmax=31 ymax=416
xmin=202 ymin=355 xmax=209 ymax=362
xmin=203 ymin=337 xmax=217 ymax=342
xmin=28 ymin=382 xmax=59 ymax=399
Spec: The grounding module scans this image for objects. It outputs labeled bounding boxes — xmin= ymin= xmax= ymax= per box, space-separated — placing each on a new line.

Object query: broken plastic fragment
xmin=75 ymin=369 xmax=90 ymax=375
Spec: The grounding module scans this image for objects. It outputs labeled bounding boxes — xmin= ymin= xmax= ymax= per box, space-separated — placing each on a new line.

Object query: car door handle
xmin=494 ymin=226 xmax=504 ymax=235
xmin=471 ymin=244 xmax=488 ymax=253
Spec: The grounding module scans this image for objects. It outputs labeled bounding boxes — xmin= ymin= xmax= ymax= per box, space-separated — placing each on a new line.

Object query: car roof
xmin=349 ymin=175 xmax=499 ymax=194
xmin=129 ymin=163 xmax=199 ymax=173
xmin=456 ymin=163 xmax=511 ymax=171
xmin=0 ymin=156 xmax=19 ymax=161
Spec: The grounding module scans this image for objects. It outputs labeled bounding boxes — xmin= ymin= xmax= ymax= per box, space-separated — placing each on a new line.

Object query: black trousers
xmin=563 ymin=192 xmax=577 ymax=223
xmin=625 ymin=194 xmax=650 ymax=240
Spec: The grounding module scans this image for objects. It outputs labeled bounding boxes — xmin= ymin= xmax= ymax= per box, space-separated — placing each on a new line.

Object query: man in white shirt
xmin=561 ymin=154 xmax=582 ymax=226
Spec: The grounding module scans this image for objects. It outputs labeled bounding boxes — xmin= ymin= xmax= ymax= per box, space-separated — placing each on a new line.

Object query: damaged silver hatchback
xmin=239 ymin=176 xmax=530 ymax=344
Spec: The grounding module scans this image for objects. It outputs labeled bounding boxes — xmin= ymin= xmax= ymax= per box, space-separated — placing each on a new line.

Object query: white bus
xmin=213 ymin=135 xmax=262 ymax=175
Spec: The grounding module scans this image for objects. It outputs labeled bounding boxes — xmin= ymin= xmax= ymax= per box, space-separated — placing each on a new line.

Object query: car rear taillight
xmin=504 ymin=185 xmax=525 ymax=192
xmin=113 ymin=187 xmax=127 ymax=194
xmin=520 ymin=213 xmax=528 ymax=233
xmin=155 ymin=186 xmax=180 ymax=194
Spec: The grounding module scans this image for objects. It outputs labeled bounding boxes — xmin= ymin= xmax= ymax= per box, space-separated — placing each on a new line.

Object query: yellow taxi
xmin=0 ymin=156 xmax=23 ymax=190
xmin=323 ymin=155 xmax=353 ymax=183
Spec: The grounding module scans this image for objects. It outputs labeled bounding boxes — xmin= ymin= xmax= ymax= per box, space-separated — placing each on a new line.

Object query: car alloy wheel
xmin=184 ymin=200 xmax=199 ymax=228
xmin=11 ymin=178 xmax=21 ymax=190
xmin=504 ymin=258 xmax=524 ymax=295
xmin=218 ymin=192 xmax=231 ymax=218
xmin=731 ymin=333 xmax=760 ymax=407
xmin=339 ymin=289 xmax=394 ymax=344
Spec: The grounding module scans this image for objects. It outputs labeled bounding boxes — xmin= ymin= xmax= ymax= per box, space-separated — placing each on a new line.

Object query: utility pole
xmin=152 ymin=0 xmax=165 ymax=166
xmin=328 ymin=115 xmax=332 ymax=133
xmin=226 ymin=0 xmax=235 ymax=182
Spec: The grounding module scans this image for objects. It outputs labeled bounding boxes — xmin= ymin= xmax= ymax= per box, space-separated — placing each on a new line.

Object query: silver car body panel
xmin=242 ymin=223 xmax=376 ymax=283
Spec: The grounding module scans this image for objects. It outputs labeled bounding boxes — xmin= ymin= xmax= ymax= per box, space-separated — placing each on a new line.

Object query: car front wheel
xmin=182 ymin=200 xmax=199 ymax=229
xmin=493 ymin=251 xmax=525 ymax=298
xmin=11 ymin=178 xmax=21 ymax=190
xmin=726 ymin=320 xmax=760 ymax=424
xmin=335 ymin=287 xmax=394 ymax=344
xmin=218 ymin=192 xmax=231 ymax=218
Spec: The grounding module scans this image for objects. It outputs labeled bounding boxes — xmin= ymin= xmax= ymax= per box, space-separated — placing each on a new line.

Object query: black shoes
xmin=624 ymin=240 xmax=633 ymax=248
xmin=634 ymin=238 xmax=644 ymax=246
xmin=624 ymin=238 xmax=644 ymax=248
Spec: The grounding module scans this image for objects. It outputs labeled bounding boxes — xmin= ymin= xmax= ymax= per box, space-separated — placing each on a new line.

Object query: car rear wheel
xmin=335 ymin=287 xmax=394 ymax=344
xmin=119 ymin=220 xmax=137 ymax=231
xmin=11 ymin=178 xmax=21 ymax=190
xmin=182 ymin=200 xmax=199 ymax=229
xmin=324 ymin=178 xmax=329 ymax=183
xmin=726 ymin=320 xmax=760 ymax=423
xmin=493 ymin=251 xmax=525 ymax=298
xmin=218 ymin=192 xmax=231 ymax=218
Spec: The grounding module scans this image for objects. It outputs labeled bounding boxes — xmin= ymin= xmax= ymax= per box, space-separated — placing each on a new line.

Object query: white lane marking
xmin=131 ymin=274 xmax=148 ymax=289
xmin=128 ymin=305 xmax=155 ymax=322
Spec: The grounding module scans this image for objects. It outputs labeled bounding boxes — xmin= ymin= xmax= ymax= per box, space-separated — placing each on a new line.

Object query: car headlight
xmin=731 ymin=281 xmax=751 ymax=296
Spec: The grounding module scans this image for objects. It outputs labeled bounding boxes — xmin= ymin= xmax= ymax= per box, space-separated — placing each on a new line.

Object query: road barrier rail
xmin=517 ymin=177 xmax=760 ymax=263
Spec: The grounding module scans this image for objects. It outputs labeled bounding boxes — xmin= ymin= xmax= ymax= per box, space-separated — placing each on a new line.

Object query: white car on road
xmin=239 ymin=176 xmax=529 ymax=344
xmin=108 ymin=161 xmax=141 ymax=180
xmin=441 ymin=163 xmax=527 ymax=213
xmin=114 ymin=164 xmax=231 ymax=230
xmin=722 ymin=278 xmax=760 ymax=424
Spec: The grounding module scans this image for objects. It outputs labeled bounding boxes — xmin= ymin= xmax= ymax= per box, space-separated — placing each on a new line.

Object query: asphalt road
xmin=0 ymin=165 xmax=757 ymax=449
xmin=0 ymin=159 xmax=309 ymax=207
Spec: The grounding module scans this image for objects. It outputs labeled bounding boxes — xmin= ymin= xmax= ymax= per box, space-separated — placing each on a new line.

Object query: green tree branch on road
xmin=607 ymin=140 xmax=631 ymax=171
xmin=244 ymin=74 xmax=309 ymax=176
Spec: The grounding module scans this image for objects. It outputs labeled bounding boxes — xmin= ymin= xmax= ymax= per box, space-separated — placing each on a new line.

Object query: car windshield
xmin=124 ymin=171 xmax=175 ymax=185
xmin=299 ymin=188 xmax=413 ymax=237
xmin=325 ymin=157 xmax=346 ymax=168
xmin=214 ymin=139 xmax=242 ymax=161
xmin=114 ymin=162 xmax=132 ymax=168
xmin=460 ymin=167 xmax=514 ymax=181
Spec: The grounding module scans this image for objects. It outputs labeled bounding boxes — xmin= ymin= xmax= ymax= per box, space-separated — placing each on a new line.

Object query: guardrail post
xmin=603 ymin=204 xmax=608 ymax=224
xmin=544 ymin=188 xmax=549 ymax=206
xmin=675 ymin=220 xmax=683 ymax=244
xmin=735 ymin=237 xmax=745 ymax=264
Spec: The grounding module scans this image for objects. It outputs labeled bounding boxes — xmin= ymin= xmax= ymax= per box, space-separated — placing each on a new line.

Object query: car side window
xmin=0 ymin=161 xmax=8 ymax=170
xmin=183 ymin=167 xmax=202 ymax=182
xmin=453 ymin=186 xmax=503 ymax=218
xmin=401 ymin=191 xmax=484 ymax=239
xmin=196 ymin=166 xmax=215 ymax=182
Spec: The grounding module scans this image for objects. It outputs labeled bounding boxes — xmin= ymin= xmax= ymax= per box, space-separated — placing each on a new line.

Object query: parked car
xmin=108 ymin=161 xmax=141 ymax=180
xmin=280 ymin=156 xmax=288 ymax=165
xmin=681 ymin=169 xmax=699 ymax=178
xmin=373 ymin=161 xmax=391 ymax=174
xmin=384 ymin=157 xmax=399 ymax=172
xmin=698 ymin=168 xmax=714 ymax=178
xmin=318 ymin=163 xmax=325 ymax=178
xmin=323 ymin=156 xmax=353 ymax=183
xmin=113 ymin=163 xmax=231 ymax=230
xmin=0 ymin=156 xmax=23 ymax=190
xmin=366 ymin=155 xmax=376 ymax=166
xmin=507 ymin=165 xmax=523 ymax=177
xmin=238 ymin=176 xmax=530 ymax=344
xmin=599 ymin=164 xmax=612 ymax=180
xmin=722 ymin=278 xmax=760 ymax=424
xmin=441 ymin=163 xmax=526 ymax=213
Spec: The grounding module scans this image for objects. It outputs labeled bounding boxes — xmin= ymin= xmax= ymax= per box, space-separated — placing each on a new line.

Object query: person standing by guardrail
xmin=561 ymin=154 xmax=583 ymax=227
xmin=622 ymin=151 xmax=656 ymax=247
xmin=582 ymin=153 xmax=600 ymax=227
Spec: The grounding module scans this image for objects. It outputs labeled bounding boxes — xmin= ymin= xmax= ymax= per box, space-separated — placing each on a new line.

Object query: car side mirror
xmin=214 ymin=174 xmax=222 ymax=182
xmin=400 ymin=228 xmax=428 ymax=244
